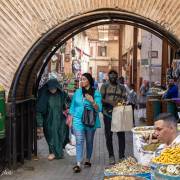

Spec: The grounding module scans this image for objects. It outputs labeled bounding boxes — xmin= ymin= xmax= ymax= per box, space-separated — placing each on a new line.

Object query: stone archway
xmin=0 ymin=0 xmax=179 ymax=100
xmin=8 ymin=10 xmax=180 ymax=101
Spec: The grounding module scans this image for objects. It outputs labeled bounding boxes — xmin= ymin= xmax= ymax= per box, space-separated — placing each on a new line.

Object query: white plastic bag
xmin=71 ymin=134 xmax=76 ymax=146
xmin=111 ymin=105 xmax=133 ymax=132
xmin=65 ymin=143 xmax=76 ymax=156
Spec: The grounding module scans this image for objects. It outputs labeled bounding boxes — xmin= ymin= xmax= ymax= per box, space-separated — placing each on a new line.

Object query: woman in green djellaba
xmin=36 ymin=78 xmax=70 ymax=160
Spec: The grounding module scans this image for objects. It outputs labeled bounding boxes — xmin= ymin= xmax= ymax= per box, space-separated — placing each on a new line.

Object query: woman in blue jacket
xmin=70 ymin=73 xmax=102 ymax=173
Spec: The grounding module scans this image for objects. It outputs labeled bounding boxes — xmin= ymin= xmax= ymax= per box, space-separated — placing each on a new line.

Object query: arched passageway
xmin=8 ymin=10 xmax=180 ymax=101
xmin=0 ymin=0 xmax=180 ymax=168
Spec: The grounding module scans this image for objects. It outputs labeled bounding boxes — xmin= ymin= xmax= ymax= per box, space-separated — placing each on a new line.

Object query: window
xmin=90 ymin=47 xmax=93 ymax=57
xmin=141 ymin=59 xmax=149 ymax=65
xmin=98 ymin=46 xmax=107 ymax=57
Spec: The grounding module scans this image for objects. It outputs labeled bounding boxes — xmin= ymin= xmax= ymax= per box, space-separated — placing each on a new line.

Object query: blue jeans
xmin=73 ymin=128 xmax=95 ymax=163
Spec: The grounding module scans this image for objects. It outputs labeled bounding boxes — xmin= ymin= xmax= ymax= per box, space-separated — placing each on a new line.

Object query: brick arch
xmin=0 ymin=1 xmax=179 ymax=101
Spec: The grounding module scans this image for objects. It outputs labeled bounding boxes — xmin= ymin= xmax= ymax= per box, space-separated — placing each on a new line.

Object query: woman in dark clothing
xmin=36 ymin=79 xmax=70 ymax=160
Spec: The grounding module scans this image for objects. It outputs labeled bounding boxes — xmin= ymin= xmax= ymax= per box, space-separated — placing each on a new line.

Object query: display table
xmin=146 ymin=97 xmax=179 ymax=126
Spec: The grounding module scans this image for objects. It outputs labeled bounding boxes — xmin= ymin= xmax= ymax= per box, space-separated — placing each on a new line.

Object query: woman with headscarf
xmin=36 ymin=79 xmax=70 ymax=160
xmin=69 ymin=73 xmax=102 ymax=173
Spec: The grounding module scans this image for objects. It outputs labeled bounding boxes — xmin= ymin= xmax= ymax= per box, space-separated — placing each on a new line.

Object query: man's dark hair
xmin=154 ymin=113 xmax=177 ymax=127
xmin=108 ymin=70 xmax=118 ymax=75
xmin=130 ymin=84 xmax=135 ymax=89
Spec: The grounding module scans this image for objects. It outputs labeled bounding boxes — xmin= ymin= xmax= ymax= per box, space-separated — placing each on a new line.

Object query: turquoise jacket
xmin=69 ymin=88 xmax=102 ymax=130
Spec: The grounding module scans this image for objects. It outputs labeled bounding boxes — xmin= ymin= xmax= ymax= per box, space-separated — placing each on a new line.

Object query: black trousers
xmin=103 ymin=115 xmax=125 ymax=159
xmin=128 ymin=103 xmax=135 ymax=126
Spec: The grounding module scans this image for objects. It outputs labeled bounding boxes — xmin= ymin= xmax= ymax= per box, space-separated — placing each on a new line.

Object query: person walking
xmin=36 ymin=78 xmax=70 ymax=160
xmin=118 ymin=76 xmax=130 ymax=95
xmin=100 ymin=70 xmax=127 ymax=165
xmin=69 ymin=73 xmax=102 ymax=173
xmin=138 ymin=80 xmax=149 ymax=121
xmin=127 ymin=84 xmax=137 ymax=126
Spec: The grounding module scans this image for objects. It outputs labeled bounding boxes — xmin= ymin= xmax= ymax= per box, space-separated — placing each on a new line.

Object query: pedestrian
xmin=118 ymin=76 xmax=130 ymax=95
xmin=36 ymin=78 xmax=70 ymax=160
xmin=69 ymin=73 xmax=102 ymax=173
xmin=162 ymin=78 xmax=178 ymax=99
xmin=127 ymin=84 xmax=137 ymax=126
xmin=102 ymin=79 xmax=106 ymax=84
xmin=100 ymin=70 xmax=127 ymax=165
xmin=93 ymin=77 xmax=99 ymax=90
xmin=138 ymin=80 xmax=149 ymax=121
xmin=171 ymin=60 xmax=180 ymax=97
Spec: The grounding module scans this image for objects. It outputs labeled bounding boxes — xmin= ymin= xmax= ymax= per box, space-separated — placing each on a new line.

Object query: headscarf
xmin=47 ymin=78 xmax=62 ymax=90
xmin=81 ymin=73 xmax=95 ymax=97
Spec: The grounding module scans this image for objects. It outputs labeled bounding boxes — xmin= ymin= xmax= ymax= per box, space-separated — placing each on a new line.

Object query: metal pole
xmin=11 ymin=100 xmax=16 ymax=169
xmin=149 ymin=33 xmax=152 ymax=86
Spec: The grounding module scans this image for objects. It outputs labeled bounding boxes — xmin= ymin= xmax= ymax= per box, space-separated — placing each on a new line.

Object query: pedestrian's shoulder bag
xmin=82 ymin=95 xmax=97 ymax=127
xmin=82 ymin=107 xmax=96 ymax=127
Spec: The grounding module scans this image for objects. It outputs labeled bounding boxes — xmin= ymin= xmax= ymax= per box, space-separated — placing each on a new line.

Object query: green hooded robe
xmin=36 ymin=79 xmax=70 ymax=158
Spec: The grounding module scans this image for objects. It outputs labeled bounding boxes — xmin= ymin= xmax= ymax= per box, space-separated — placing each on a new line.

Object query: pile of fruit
xmin=140 ymin=132 xmax=160 ymax=152
xmin=152 ymin=145 xmax=180 ymax=164
xmin=104 ymin=157 xmax=150 ymax=176
xmin=143 ymin=143 xmax=160 ymax=152
xmin=104 ymin=176 xmax=145 ymax=180
xmin=141 ymin=132 xmax=158 ymax=144
xmin=158 ymin=165 xmax=180 ymax=176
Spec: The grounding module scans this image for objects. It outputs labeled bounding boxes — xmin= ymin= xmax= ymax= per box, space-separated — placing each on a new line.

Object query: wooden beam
xmin=161 ymin=38 xmax=169 ymax=86
xmin=118 ymin=25 xmax=123 ymax=76
xmin=170 ymin=47 xmax=174 ymax=66
xmin=133 ymin=27 xmax=138 ymax=91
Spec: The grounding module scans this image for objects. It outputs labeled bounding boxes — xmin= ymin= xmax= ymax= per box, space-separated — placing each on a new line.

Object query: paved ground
xmin=1 ymin=112 xmax=144 ymax=180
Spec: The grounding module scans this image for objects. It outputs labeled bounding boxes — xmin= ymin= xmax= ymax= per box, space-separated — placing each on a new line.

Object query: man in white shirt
xmin=154 ymin=113 xmax=180 ymax=150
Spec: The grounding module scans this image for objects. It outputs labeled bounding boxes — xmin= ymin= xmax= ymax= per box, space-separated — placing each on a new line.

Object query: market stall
xmin=103 ymin=125 xmax=180 ymax=180
xmin=146 ymin=97 xmax=179 ymax=126
xmin=132 ymin=125 xmax=180 ymax=165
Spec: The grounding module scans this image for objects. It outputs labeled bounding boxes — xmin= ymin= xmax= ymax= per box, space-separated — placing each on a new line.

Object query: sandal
xmin=73 ymin=165 xmax=81 ymax=173
xmin=48 ymin=154 xmax=55 ymax=161
xmin=84 ymin=161 xmax=91 ymax=167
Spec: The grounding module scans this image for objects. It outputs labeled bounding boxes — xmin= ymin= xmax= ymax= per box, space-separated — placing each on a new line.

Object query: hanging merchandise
xmin=71 ymin=49 xmax=76 ymax=57
xmin=60 ymin=43 xmax=66 ymax=53
xmin=72 ymin=59 xmax=81 ymax=78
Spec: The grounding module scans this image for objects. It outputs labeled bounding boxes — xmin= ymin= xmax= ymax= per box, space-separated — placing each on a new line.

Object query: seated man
xmin=163 ymin=78 xmax=178 ymax=99
xmin=154 ymin=113 xmax=180 ymax=151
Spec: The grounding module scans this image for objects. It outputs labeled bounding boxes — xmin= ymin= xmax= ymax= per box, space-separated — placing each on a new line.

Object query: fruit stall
xmin=103 ymin=125 xmax=180 ymax=180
